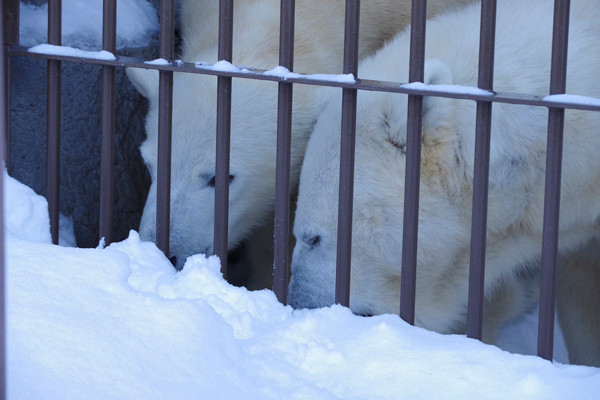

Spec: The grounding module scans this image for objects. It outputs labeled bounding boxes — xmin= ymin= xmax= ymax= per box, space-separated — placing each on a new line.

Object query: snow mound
xmin=5 ymin=172 xmax=599 ymax=400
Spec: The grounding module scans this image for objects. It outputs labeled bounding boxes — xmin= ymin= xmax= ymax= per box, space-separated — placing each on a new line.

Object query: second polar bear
xmin=289 ymin=0 xmax=600 ymax=361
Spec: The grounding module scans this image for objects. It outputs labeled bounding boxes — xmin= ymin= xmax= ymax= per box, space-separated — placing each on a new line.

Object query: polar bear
xmin=126 ymin=0 xmax=471 ymax=288
xmin=289 ymin=0 xmax=600 ymax=361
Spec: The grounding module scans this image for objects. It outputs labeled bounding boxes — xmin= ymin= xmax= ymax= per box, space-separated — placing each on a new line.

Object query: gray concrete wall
xmin=9 ymin=0 xmax=165 ymax=247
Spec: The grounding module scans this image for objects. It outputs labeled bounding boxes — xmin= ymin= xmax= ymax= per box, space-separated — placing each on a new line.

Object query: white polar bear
xmin=289 ymin=0 xmax=600 ymax=361
xmin=127 ymin=0 xmax=471 ymax=288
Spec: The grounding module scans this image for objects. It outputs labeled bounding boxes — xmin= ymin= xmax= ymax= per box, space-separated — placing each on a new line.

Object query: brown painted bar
xmin=467 ymin=0 xmax=497 ymax=341
xmin=99 ymin=0 xmax=117 ymax=245
xmin=3 ymin=0 xmax=19 ymax=170
xmin=335 ymin=0 xmax=360 ymax=307
xmin=400 ymin=0 xmax=427 ymax=325
xmin=273 ymin=0 xmax=295 ymax=304
xmin=0 ymin=3 xmax=7 ymax=397
xmin=538 ymin=0 xmax=570 ymax=362
xmin=156 ymin=0 xmax=175 ymax=256
xmin=1 ymin=3 xmax=18 ymax=393
xmin=9 ymin=47 xmax=600 ymax=113
xmin=47 ymin=0 xmax=62 ymax=245
xmin=214 ymin=0 xmax=234 ymax=278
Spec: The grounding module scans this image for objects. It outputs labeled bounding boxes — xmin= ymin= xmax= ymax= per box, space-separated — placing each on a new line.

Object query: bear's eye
xmin=386 ymin=137 xmax=406 ymax=154
xmin=207 ymin=175 xmax=235 ymax=187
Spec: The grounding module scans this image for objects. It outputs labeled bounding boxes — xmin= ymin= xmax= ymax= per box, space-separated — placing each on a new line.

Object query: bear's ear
xmin=422 ymin=59 xmax=453 ymax=116
xmin=421 ymin=59 xmax=454 ymax=144
xmin=126 ymin=67 xmax=159 ymax=101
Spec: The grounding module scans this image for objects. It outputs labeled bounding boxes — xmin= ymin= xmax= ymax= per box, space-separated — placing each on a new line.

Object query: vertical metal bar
xmin=467 ymin=0 xmax=497 ymax=341
xmin=214 ymin=0 xmax=234 ymax=278
xmin=334 ymin=0 xmax=360 ymax=307
xmin=99 ymin=0 xmax=117 ymax=245
xmin=538 ymin=0 xmax=570 ymax=362
xmin=273 ymin=0 xmax=295 ymax=303
xmin=156 ymin=0 xmax=175 ymax=255
xmin=1 ymin=3 xmax=18 ymax=393
xmin=3 ymin=0 xmax=19 ymax=171
xmin=47 ymin=0 xmax=62 ymax=245
xmin=399 ymin=0 xmax=427 ymax=325
xmin=2 ymin=1 xmax=19 ymax=46
xmin=0 ymin=4 xmax=7 ymax=397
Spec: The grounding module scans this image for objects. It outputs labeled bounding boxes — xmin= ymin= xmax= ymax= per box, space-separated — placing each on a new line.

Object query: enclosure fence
xmin=3 ymin=1 xmax=600 ymax=392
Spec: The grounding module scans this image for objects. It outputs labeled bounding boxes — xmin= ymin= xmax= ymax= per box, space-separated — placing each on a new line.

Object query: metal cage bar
xmin=99 ymin=0 xmax=117 ymax=245
xmin=467 ymin=0 xmax=497 ymax=341
xmin=155 ymin=0 xmax=175 ymax=256
xmin=214 ymin=0 xmax=234 ymax=278
xmin=538 ymin=0 xmax=571 ymax=362
xmin=2 ymin=0 xmax=18 ymax=171
xmin=2 ymin=2 xmax=18 ymax=393
xmin=0 ymin=2 xmax=7 ymax=397
xmin=335 ymin=0 xmax=360 ymax=307
xmin=47 ymin=0 xmax=62 ymax=244
xmin=8 ymin=47 xmax=600 ymax=113
xmin=400 ymin=0 xmax=427 ymax=325
xmin=273 ymin=0 xmax=295 ymax=303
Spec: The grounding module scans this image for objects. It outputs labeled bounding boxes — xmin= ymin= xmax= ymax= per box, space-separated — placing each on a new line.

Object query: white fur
xmin=289 ymin=0 xmax=600 ymax=355
xmin=127 ymin=0 xmax=471 ymax=283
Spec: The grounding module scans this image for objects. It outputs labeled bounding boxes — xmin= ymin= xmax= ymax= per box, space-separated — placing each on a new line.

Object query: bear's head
xmin=289 ymin=45 xmax=561 ymax=332
xmin=288 ymin=60 xmax=475 ymax=325
xmin=127 ymin=67 xmax=316 ymax=269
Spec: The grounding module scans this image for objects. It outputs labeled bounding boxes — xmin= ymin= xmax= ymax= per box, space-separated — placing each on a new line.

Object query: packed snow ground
xmin=5 ymin=172 xmax=600 ymax=399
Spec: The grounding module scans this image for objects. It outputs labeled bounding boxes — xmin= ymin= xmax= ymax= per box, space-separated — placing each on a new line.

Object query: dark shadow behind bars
xmin=2 ymin=6 xmax=599 ymax=393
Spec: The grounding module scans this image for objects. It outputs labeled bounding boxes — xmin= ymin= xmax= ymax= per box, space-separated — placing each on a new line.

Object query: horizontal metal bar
xmin=9 ymin=47 xmax=600 ymax=113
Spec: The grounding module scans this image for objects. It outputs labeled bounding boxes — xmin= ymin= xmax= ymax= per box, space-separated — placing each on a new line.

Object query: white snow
xmin=210 ymin=60 xmax=245 ymax=73
xmin=144 ymin=57 xmax=171 ymax=66
xmin=194 ymin=60 xmax=253 ymax=74
xmin=28 ymin=44 xmax=116 ymax=60
xmin=544 ymin=94 xmax=600 ymax=108
xmin=19 ymin=0 xmax=159 ymax=50
xmin=401 ymin=81 xmax=494 ymax=96
xmin=264 ymin=66 xmax=356 ymax=83
xmin=4 ymin=171 xmax=600 ymax=399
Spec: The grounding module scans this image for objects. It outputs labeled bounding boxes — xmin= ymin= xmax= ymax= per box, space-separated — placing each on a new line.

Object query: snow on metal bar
xmin=28 ymin=44 xmax=117 ymax=59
